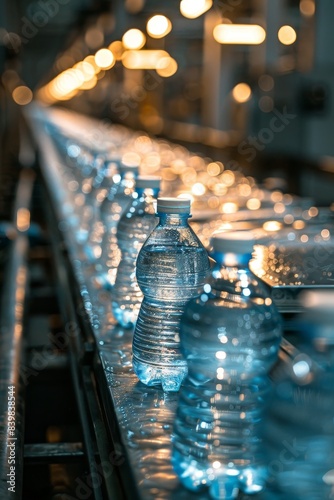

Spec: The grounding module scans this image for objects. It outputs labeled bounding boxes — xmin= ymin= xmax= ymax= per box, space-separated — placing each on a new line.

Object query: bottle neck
xmin=116 ymin=171 xmax=137 ymax=192
xmin=135 ymin=187 xmax=159 ymax=199
xmin=211 ymin=251 xmax=252 ymax=269
xmin=157 ymin=212 xmax=190 ymax=226
xmin=120 ymin=170 xmax=137 ymax=182
xmin=209 ymin=250 xmax=272 ymax=301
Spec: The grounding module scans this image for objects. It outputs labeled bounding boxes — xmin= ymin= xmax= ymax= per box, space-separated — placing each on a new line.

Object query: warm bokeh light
xmin=108 ymin=40 xmax=124 ymax=60
xmin=122 ymin=151 xmax=141 ymax=167
xmin=293 ymin=220 xmax=306 ymax=230
xmin=156 ymin=57 xmax=178 ymax=77
xmin=271 ymin=191 xmax=283 ymax=202
xmin=213 ymin=24 xmax=266 ymax=45
xmin=278 ymin=25 xmax=297 ymax=45
xmin=96 ymin=70 xmax=105 ymax=80
xmin=17 ymin=208 xmax=30 ymax=231
xmin=122 ymin=50 xmax=169 ymax=69
xmin=221 ymin=202 xmax=238 ymax=214
xmin=263 ymin=221 xmax=282 ymax=232
xmin=94 ymin=48 xmax=115 ymax=69
xmin=79 ymin=75 xmax=98 ymax=90
xmin=74 ymin=61 xmax=95 ymax=82
xmin=191 ymin=183 xmax=206 ymax=196
xmin=180 ymin=0 xmax=213 ymax=19
xmin=207 ymin=162 xmax=221 ymax=176
xmin=37 ymin=67 xmax=85 ymax=103
xmin=56 ymin=68 xmax=84 ymax=94
xmin=238 ymin=186 xmax=251 ymax=198
xmin=232 ymin=83 xmax=252 ymax=103
xmin=147 ymin=15 xmax=172 ymax=38
xmin=308 ymin=206 xmax=318 ymax=217
xmin=300 ymin=0 xmax=315 ymax=17
xmin=125 ymin=0 xmax=145 ymax=14
xmin=221 ymin=170 xmax=235 ymax=186
xmin=321 ymin=229 xmax=330 ymax=239
xmin=274 ymin=202 xmax=286 ymax=214
xmin=122 ymin=28 xmax=146 ymax=50
xmin=83 ymin=55 xmax=101 ymax=74
xmin=12 ymin=85 xmax=33 ymax=105
xmin=246 ymin=198 xmax=261 ymax=210
xmin=284 ymin=214 xmax=294 ymax=224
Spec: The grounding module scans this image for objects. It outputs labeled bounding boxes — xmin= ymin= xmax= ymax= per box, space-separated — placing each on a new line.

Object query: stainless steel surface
xmin=250 ymin=238 xmax=334 ymax=313
xmin=24 ymin=442 xmax=85 ymax=463
xmin=0 ymin=169 xmax=34 ymax=499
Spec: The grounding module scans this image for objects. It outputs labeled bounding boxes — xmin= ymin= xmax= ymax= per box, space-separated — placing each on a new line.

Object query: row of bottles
xmin=98 ymin=162 xmax=139 ymax=289
xmin=112 ymin=175 xmax=161 ymax=327
xmin=70 ymin=155 xmax=282 ymax=497
xmin=38 ymin=109 xmax=334 ymax=500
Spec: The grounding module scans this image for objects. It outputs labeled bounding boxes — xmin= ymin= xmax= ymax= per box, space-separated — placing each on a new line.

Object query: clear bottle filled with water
xmin=132 ymin=197 xmax=210 ymax=392
xmin=85 ymin=155 xmax=121 ymax=263
xmin=76 ymin=152 xmax=108 ymax=246
xmin=112 ymin=175 xmax=161 ymax=328
xmin=172 ymin=231 xmax=282 ymax=499
xmin=97 ymin=162 xmax=139 ymax=289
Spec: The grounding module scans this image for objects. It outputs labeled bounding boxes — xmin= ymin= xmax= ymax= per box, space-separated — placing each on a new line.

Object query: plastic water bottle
xmin=97 ymin=162 xmax=139 ymax=289
xmin=132 ymin=197 xmax=210 ymax=392
xmin=76 ymin=153 xmax=107 ymax=246
xmin=264 ymin=290 xmax=334 ymax=500
xmin=171 ymin=231 xmax=282 ymax=499
xmin=85 ymin=156 xmax=120 ymax=263
xmin=112 ymin=176 xmax=161 ymax=328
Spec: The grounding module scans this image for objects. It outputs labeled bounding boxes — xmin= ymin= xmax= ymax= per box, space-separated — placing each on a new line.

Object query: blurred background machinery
xmin=1 ymin=0 xmax=334 ymax=219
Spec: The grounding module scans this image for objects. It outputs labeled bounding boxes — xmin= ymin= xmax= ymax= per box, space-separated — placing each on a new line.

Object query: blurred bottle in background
xmin=112 ymin=175 xmax=161 ymax=328
xmin=172 ymin=231 xmax=282 ymax=499
xmin=97 ymin=161 xmax=139 ymax=289
xmin=264 ymin=290 xmax=334 ymax=500
xmin=84 ymin=155 xmax=121 ymax=263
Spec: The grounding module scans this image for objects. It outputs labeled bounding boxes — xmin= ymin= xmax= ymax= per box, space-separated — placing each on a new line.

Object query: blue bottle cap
xmin=211 ymin=230 xmax=267 ymax=254
xmin=157 ymin=197 xmax=191 ymax=214
xmin=119 ymin=163 xmax=140 ymax=174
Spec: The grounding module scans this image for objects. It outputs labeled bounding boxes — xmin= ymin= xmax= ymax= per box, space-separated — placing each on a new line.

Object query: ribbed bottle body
xmin=112 ymin=189 xmax=158 ymax=327
xmin=133 ymin=212 xmax=210 ymax=392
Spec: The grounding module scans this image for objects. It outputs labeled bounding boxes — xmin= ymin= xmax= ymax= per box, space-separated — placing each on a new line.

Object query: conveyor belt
xmin=23 ymin=104 xmax=310 ymax=500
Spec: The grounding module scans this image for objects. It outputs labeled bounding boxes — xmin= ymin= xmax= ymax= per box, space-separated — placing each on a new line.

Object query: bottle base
xmin=133 ymin=357 xmax=187 ymax=392
xmin=172 ymin=450 xmax=267 ymax=499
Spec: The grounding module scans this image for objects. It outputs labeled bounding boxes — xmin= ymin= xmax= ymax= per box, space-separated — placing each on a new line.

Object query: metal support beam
xmin=0 ymin=169 xmax=34 ymax=499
